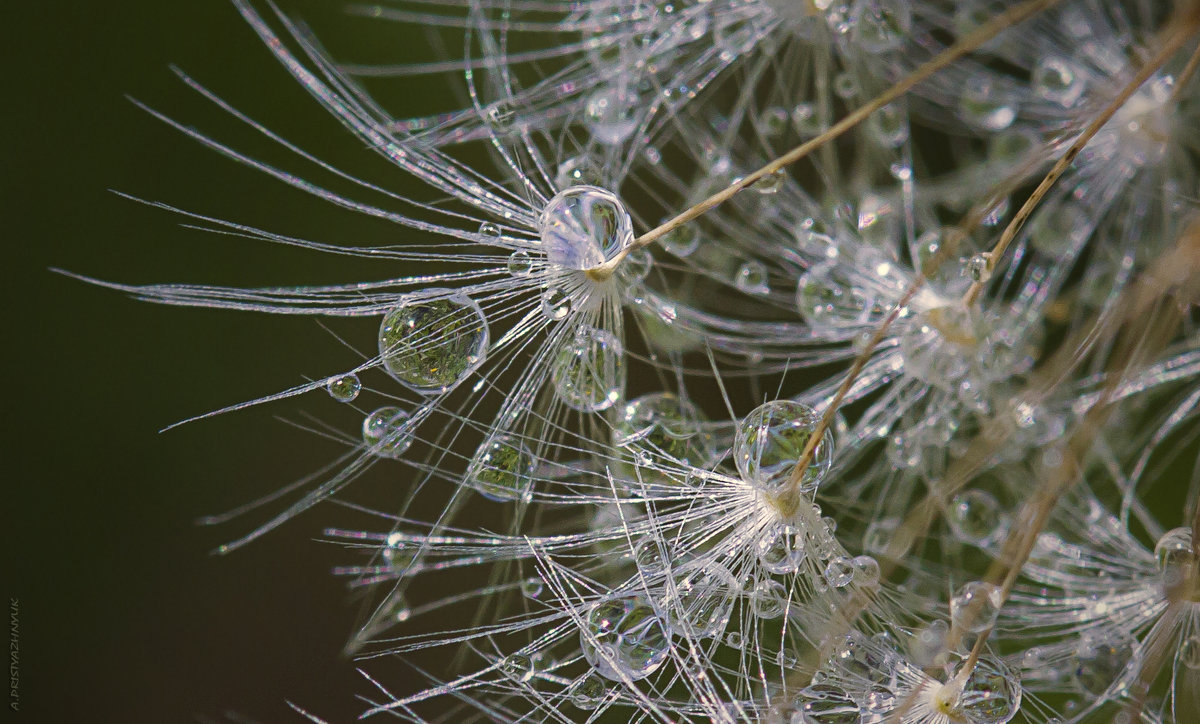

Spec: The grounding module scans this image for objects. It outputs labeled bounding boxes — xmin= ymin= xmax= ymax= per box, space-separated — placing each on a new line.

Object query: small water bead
xmin=950 ymin=581 xmax=1002 ymax=634
xmin=1029 ymin=201 xmax=1091 ymax=258
xmin=833 ymin=72 xmax=858 ymax=99
xmin=467 ymin=435 xmax=535 ymax=502
xmin=757 ymin=524 xmax=806 ymax=574
xmin=796 ymin=684 xmax=860 ymax=724
xmin=507 ymin=250 xmax=534 ymax=277
xmin=660 ymin=223 xmax=700 ymax=257
xmin=752 ymin=169 xmax=786 ymax=195
xmin=552 ymin=326 xmax=625 ymax=412
xmin=957 ymin=656 xmax=1021 ymax=724
xmin=759 ymin=106 xmax=790 ymax=136
xmin=660 ymin=560 xmax=738 ymax=639
xmin=540 ymin=186 xmax=634 ymax=271
xmin=959 ymin=77 xmax=1017 ymax=131
xmin=478 ymin=221 xmax=502 ymax=239
xmin=362 ymin=407 xmax=412 ymax=458
xmin=1033 ymin=56 xmax=1086 ymax=107
xmin=485 ymin=100 xmax=517 ymax=134
xmin=379 ymin=293 xmax=489 ymax=393
xmin=1074 ymin=633 xmax=1138 ymax=696
xmin=863 ymin=517 xmax=899 ymax=557
xmin=585 ymin=87 xmax=639 ymax=145
xmin=823 ymin=557 xmax=855 ymax=588
xmin=520 ymin=577 xmax=544 ymax=599
xmin=862 ymin=685 xmax=897 ymax=721
xmin=910 ymin=620 xmax=950 ymax=666
xmin=949 ymin=490 xmax=1003 ymax=544
xmin=633 ymin=538 xmax=667 ymax=572
xmin=501 ymin=653 xmax=536 ymax=683
xmin=792 ymin=102 xmax=825 ymax=137
xmin=616 ymin=247 xmax=654 ymax=285
xmin=966 ymin=253 xmax=992 ymax=283
xmin=725 ymin=631 xmax=744 ymax=649
xmin=989 ymin=128 xmax=1039 ymax=165
xmin=735 ymin=260 xmax=771 ymax=296
xmin=540 ymin=286 xmax=572 ymax=320
xmin=751 ymin=578 xmax=788 ymax=619
xmin=1178 ymin=636 xmax=1200 ymax=669
xmin=325 ymin=374 xmax=361 ymax=402
xmin=580 ymin=595 xmax=670 ymax=681
xmin=846 ymin=0 xmax=911 ymax=53
xmin=555 ymin=155 xmax=605 ymax=188
xmin=569 ymin=672 xmax=607 ymax=709
xmin=851 ymin=555 xmax=880 ymax=586
xmin=615 ymin=392 xmax=711 ymax=467
xmin=868 ymin=102 xmax=909 ymax=148
xmin=1155 ymin=527 xmax=1195 ymax=586
xmin=734 ymin=400 xmax=834 ymax=495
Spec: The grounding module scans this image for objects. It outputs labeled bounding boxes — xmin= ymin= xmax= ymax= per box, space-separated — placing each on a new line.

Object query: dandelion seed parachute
xmin=77 ymin=0 xmax=1200 ymax=721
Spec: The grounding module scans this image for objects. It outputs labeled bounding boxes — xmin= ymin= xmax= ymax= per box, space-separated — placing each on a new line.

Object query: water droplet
xmin=759 ymin=106 xmax=790 ymax=136
xmin=379 ymin=293 xmax=489 ymax=393
xmin=792 ymin=102 xmax=825 ymax=137
xmin=750 ymin=578 xmax=787 ymax=619
xmin=659 ymin=561 xmax=737 ymax=639
xmin=735 ymin=260 xmax=770 ymax=295
xmin=868 ymin=102 xmax=909 ymax=147
xmin=540 ymin=287 xmax=573 ymax=320
xmin=1075 ymin=631 xmax=1138 ymax=695
xmin=949 ymin=490 xmax=1002 ymax=544
xmin=797 ymin=683 xmax=860 ymax=723
xmin=540 ymin=186 xmax=634 ymax=271
xmin=660 ymin=223 xmax=700 ymax=257
xmin=520 ymin=577 xmax=544 ymax=599
xmin=823 ymin=557 xmax=855 ymax=588
xmin=757 ymin=524 xmax=805 ymax=574
xmin=486 ymin=100 xmax=517 ymax=133
xmin=1155 ymin=527 xmax=1195 ymax=586
xmin=959 ymin=77 xmax=1017 ymax=131
xmin=1029 ymin=201 xmax=1091 ymax=258
xmin=950 ymin=581 xmax=1001 ymax=634
xmin=1033 ymin=56 xmax=1085 ymax=107
xmin=501 ymin=653 xmax=535 ymax=683
xmin=362 ymin=406 xmax=412 ymax=458
xmin=1178 ymin=636 xmax=1200 ymax=669
xmin=833 ymin=72 xmax=858 ymax=99
xmin=615 ymin=392 xmax=711 ymax=469
xmin=507 ymin=250 xmax=534 ymax=277
xmin=863 ymin=684 xmax=897 ymax=718
xmin=555 ymin=155 xmax=604 ymax=188
xmin=585 ymin=87 xmax=639 ymax=145
xmin=966 ymin=253 xmax=992 ymax=283
xmin=468 ymin=435 xmax=535 ymax=502
xmin=552 ymin=326 xmax=625 ymax=412
xmin=753 ymin=169 xmax=786 ymax=195
xmin=569 ymin=672 xmax=607 ymax=709
xmin=325 ymin=374 xmax=361 ymax=402
xmin=580 ymin=595 xmax=669 ymax=681
xmin=845 ymin=0 xmax=911 ymax=52
xmin=478 ymin=221 xmax=502 ymax=239
xmin=957 ymin=656 xmax=1021 ymax=724
xmin=734 ymin=400 xmax=834 ymax=495
xmin=851 ymin=555 xmax=881 ymax=586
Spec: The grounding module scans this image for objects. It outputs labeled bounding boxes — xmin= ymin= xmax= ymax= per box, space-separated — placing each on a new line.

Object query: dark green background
xmin=9 ymin=2 xmax=440 ymax=721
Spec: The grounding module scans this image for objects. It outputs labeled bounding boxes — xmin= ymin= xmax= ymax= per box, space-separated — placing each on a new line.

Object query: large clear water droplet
xmin=467 ymin=435 xmax=535 ymax=502
xmin=659 ymin=560 xmax=737 ymax=639
xmin=957 ymin=656 xmax=1021 ymax=724
xmin=615 ymin=392 xmax=712 ymax=468
xmin=1033 ymin=56 xmax=1085 ymax=107
xmin=379 ymin=292 xmax=489 ymax=392
xmin=540 ymin=186 xmax=634 ymax=271
xmin=580 ymin=595 xmax=669 ymax=681
xmin=949 ymin=490 xmax=1003 ymax=544
xmin=735 ymin=260 xmax=770 ymax=295
xmin=552 ymin=326 xmax=625 ymax=412
xmin=757 ymin=523 xmax=805 ymax=574
xmin=734 ymin=400 xmax=834 ymax=495
xmin=1073 ymin=632 xmax=1138 ymax=696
